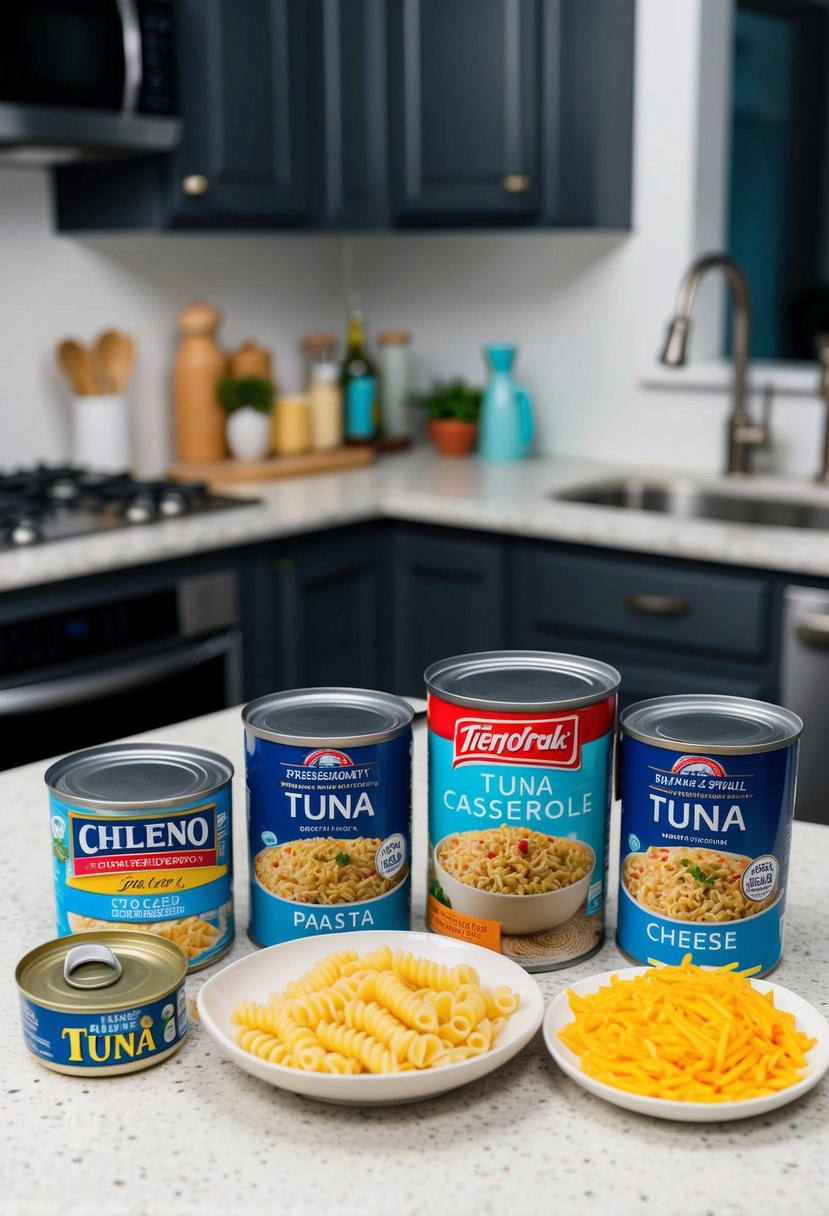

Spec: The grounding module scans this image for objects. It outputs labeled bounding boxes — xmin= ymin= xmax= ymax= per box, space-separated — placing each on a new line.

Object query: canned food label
xmin=50 ymin=789 xmax=234 ymax=970
xmin=20 ymin=985 xmax=188 ymax=1071
xmin=427 ymin=694 xmax=616 ymax=970
xmin=618 ymin=738 xmax=798 ymax=974
xmin=246 ymin=732 xmax=412 ymax=945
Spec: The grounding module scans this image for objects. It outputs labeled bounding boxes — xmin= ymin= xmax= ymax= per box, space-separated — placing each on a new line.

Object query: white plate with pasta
xmin=544 ymin=965 xmax=829 ymax=1122
xmin=197 ymin=930 xmax=544 ymax=1104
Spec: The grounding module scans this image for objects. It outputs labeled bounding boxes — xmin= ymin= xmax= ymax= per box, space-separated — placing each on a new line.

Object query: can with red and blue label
xmin=243 ymin=688 xmax=413 ymax=947
xmin=425 ymin=651 xmax=620 ymax=972
xmin=46 ymin=743 xmax=234 ymax=972
xmin=618 ymin=694 xmax=802 ymax=976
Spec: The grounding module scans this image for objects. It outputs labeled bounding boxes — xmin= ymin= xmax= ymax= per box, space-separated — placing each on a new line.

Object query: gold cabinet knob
xmin=182 ymin=174 xmax=209 ymax=196
xmin=502 ymin=174 xmax=531 ymax=194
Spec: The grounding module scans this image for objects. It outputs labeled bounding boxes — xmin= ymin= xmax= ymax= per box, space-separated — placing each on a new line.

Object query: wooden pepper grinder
xmin=174 ymin=301 xmax=227 ymax=460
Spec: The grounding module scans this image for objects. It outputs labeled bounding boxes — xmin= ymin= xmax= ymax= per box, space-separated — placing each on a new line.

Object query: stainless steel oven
xmin=0 ymin=569 xmax=242 ymax=769
xmin=0 ymin=0 xmax=180 ymax=163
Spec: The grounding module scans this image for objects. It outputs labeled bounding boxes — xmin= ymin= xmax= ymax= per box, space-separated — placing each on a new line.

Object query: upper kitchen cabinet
xmin=387 ymin=0 xmax=541 ymax=224
xmin=55 ymin=0 xmax=314 ymax=230
xmin=314 ymin=0 xmax=389 ymax=228
xmin=169 ymin=0 xmax=313 ymax=225
xmin=53 ymin=0 xmax=634 ymax=232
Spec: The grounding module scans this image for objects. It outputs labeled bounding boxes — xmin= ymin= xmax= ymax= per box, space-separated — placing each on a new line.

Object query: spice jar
xmin=229 ymin=340 xmax=273 ymax=382
xmin=273 ymin=394 xmax=311 ymax=455
xmin=377 ymin=330 xmax=412 ymax=439
xmin=307 ymin=363 xmax=343 ymax=451
xmin=301 ymin=332 xmax=337 ymax=388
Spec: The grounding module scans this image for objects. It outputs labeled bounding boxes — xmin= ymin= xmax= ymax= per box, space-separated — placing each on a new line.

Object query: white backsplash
xmin=0 ymin=168 xmax=342 ymax=476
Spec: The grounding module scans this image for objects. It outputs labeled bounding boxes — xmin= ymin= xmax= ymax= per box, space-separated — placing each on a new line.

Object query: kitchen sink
xmin=554 ymin=478 xmax=829 ymax=530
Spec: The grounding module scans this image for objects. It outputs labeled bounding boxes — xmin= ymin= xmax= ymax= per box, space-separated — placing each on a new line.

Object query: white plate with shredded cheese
xmin=544 ymin=966 xmax=829 ymax=1122
xmin=198 ymin=930 xmax=544 ymax=1104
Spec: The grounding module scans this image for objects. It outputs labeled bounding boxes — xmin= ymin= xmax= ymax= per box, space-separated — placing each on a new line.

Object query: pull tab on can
xmin=63 ymin=942 xmax=123 ymax=989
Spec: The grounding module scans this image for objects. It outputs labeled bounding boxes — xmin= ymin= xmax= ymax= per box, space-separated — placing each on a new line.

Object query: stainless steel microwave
xmin=0 ymin=0 xmax=181 ymax=164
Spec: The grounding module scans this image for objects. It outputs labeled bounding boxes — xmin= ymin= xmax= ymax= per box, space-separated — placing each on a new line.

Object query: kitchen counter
xmin=3 ymin=707 xmax=827 ymax=1216
xmin=6 ymin=450 xmax=829 ymax=592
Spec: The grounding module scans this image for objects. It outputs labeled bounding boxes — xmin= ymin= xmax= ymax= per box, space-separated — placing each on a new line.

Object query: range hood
xmin=0 ymin=103 xmax=181 ymax=166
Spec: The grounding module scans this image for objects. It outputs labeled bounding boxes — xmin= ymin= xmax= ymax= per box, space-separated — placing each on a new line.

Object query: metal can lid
xmin=16 ymin=931 xmax=188 ymax=1013
xmin=621 ymin=694 xmax=803 ymax=755
xmin=424 ymin=650 xmax=621 ymax=712
xmin=243 ymin=687 xmax=414 ymax=745
xmin=45 ymin=742 xmax=233 ymax=810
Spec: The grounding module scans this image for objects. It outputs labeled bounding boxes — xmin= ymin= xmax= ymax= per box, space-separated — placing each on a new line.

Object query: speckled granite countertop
xmin=2 ymin=707 xmax=827 ymax=1216
xmin=5 ymin=450 xmax=829 ymax=592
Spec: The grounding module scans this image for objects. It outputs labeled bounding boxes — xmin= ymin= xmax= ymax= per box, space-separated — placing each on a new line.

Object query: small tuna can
xmin=46 ymin=743 xmax=234 ymax=971
xmin=425 ymin=650 xmax=621 ymax=972
xmin=16 ymin=931 xmax=188 ymax=1076
xmin=618 ymin=694 xmax=803 ymax=975
xmin=244 ymin=688 xmax=413 ymax=947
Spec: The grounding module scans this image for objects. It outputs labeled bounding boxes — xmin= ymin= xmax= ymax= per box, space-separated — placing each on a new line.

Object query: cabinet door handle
xmin=182 ymin=174 xmax=209 ymax=196
xmin=624 ymin=592 xmax=690 ymax=617
xmin=795 ymin=612 xmax=829 ymax=648
xmin=502 ymin=174 xmax=531 ymax=194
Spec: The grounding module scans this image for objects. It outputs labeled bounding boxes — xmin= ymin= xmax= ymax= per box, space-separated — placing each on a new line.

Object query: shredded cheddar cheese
xmin=558 ymin=955 xmax=816 ymax=1103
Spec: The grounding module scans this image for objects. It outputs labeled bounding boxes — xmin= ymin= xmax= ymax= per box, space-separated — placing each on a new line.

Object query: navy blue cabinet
xmin=270 ymin=529 xmax=390 ymax=691
xmin=510 ymin=539 xmax=778 ymax=705
xmin=388 ymin=0 xmax=541 ymax=224
xmin=391 ymin=526 xmax=506 ymax=695
xmin=314 ymin=0 xmax=389 ymax=228
xmin=55 ymin=0 xmax=314 ymax=230
xmin=170 ymin=0 xmax=312 ymax=225
xmin=54 ymin=0 xmax=634 ymax=232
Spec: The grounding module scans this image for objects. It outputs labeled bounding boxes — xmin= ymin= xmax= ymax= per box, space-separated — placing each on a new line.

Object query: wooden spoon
xmin=95 ymin=330 xmax=136 ymax=393
xmin=57 ymin=339 xmax=99 ymax=395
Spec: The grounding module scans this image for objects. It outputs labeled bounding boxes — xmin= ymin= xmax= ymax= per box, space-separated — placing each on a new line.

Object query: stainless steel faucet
xmin=660 ymin=252 xmax=769 ymax=475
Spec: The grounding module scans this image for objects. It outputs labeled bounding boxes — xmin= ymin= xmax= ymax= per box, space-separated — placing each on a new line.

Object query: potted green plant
xmin=217 ymin=376 xmax=274 ymax=460
xmin=422 ymin=379 xmax=483 ymax=457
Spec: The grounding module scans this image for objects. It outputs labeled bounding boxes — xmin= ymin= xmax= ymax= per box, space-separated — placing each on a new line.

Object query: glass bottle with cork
xmin=341 ymin=295 xmax=378 ymax=443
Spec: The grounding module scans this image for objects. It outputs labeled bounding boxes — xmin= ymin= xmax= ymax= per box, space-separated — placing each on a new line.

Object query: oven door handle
xmin=0 ymin=631 xmax=240 ymax=715
xmin=116 ymin=0 xmax=143 ymax=113
xmin=795 ymin=613 xmax=829 ymax=648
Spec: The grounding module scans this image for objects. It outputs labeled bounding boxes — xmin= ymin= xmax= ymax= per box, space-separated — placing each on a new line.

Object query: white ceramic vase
xmin=226 ymin=407 xmax=271 ymax=460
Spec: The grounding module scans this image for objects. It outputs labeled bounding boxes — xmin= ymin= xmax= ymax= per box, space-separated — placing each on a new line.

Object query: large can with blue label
xmin=425 ymin=651 xmax=620 ymax=972
xmin=618 ymin=694 xmax=802 ymax=976
xmin=46 ymin=743 xmax=234 ymax=972
xmin=244 ymin=688 xmax=413 ymax=947
xmin=16 ymin=931 xmax=188 ymax=1076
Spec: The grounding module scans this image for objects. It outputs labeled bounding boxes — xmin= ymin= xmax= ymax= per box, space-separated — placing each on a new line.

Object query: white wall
xmin=1 ymin=0 xmax=825 ymax=480
xmin=0 ymin=170 xmax=341 ymax=475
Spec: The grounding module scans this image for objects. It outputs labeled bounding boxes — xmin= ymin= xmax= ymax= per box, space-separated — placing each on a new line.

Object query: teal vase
xmin=478 ymin=344 xmax=534 ymax=462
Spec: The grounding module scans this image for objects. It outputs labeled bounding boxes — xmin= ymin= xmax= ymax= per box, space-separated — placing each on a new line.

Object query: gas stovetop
xmin=0 ymin=465 xmax=254 ymax=548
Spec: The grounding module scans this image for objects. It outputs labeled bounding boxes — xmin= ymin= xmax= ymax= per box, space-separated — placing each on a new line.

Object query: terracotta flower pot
xmin=427 ymin=418 xmax=478 ymax=458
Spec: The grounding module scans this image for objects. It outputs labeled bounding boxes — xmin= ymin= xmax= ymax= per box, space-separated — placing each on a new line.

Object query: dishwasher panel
xmin=780 ymin=585 xmax=829 ymax=825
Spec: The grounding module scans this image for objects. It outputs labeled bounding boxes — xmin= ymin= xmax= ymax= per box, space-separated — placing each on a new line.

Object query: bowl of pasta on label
xmin=253 ymin=836 xmax=409 ymax=907
xmin=433 ymin=827 xmax=595 ymax=935
xmin=197 ymin=930 xmax=544 ymax=1104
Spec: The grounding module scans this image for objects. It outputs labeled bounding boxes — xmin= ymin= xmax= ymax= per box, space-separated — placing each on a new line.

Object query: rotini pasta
xmin=623 ymin=846 xmax=778 ymax=923
xmin=254 ymin=838 xmax=408 ymax=905
xmin=232 ymin=945 xmax=522 ymax=1075
xmin=436 ymin=827 xmax=594 ymax=896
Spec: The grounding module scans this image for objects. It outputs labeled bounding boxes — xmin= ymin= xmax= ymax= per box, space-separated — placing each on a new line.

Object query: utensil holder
xmin=71 ymin=394 xmax=131 ymax=471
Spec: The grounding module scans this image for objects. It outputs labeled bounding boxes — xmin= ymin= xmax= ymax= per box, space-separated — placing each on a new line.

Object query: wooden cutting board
xmin=167 ymin=445 xmax=376 ymax=487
